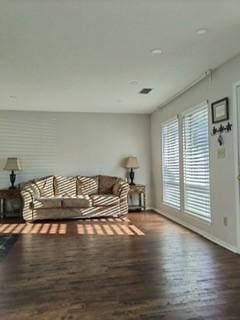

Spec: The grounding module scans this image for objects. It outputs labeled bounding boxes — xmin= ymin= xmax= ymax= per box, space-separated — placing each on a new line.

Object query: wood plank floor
xmin=0 ymin=211 xmax=240 ymax=320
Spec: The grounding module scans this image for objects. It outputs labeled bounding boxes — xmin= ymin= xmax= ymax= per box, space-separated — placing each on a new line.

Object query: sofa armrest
xmin=119 ymin=182 xmax=129 ymax=199
xmin=113 ymin=181 xmax=129 ymax=199
xmin=21 ymin=187 xmax=35 ymax=221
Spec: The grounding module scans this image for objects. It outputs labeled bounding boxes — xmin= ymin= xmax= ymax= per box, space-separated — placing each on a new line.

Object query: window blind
xmin=162 ymin=118 xmax=180 ymax=208
xmin=0 ymin=112 xmax=56 ymax=188
xmin=183 ymin=104 xmax=211 ymax=220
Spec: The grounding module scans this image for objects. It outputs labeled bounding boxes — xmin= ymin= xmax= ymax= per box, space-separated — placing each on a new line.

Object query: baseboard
xmin=146 ymin=207 xmax=157 ymax=212
xmin=153 ymin=208 xmax=240 ymax=254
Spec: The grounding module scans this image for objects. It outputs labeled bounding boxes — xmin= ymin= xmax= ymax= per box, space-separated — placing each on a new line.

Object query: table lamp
xmin=4 ymin=157 xmax=22 ymax=189
xmin=125 ymin=156 xmax=139 ymax=185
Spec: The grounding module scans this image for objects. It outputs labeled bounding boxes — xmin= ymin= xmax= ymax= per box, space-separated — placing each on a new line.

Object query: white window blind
xmin=183 ymin=104 xmax=211 ymax=220
xmin=0 ymin=112 xmax=56 ymax=188
xmin=162 ymin=118 xmax=180 ymax=208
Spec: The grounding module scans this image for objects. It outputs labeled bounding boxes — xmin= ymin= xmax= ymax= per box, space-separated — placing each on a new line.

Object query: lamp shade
xmin=125 ymin=156 xmax=139 ymax=169
xmin=4 ymin=158 xmax=22 ymax=171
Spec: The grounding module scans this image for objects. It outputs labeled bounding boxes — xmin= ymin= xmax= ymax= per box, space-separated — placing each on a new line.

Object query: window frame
xmin=161 ymin=117 xmax=181 ymax=209
xmin=161 ymin=101 xmax=212 ymax=222
xmin=182 ymin=101 xmax=212 ymax=222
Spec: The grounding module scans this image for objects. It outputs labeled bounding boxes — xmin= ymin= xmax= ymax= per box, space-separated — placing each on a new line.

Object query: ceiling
xmin=0 ymin=0 xmax=240 ymax=114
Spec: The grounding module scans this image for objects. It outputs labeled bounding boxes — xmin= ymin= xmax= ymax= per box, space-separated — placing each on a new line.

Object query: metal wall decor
xmin=212 ymin=122 xmax=232 ymax=146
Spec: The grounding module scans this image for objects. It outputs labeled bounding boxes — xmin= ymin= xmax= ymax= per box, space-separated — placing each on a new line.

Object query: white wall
xmin=0 ymin=112 xmax=152 ymax=207
xmin=151 ymin=53 xmax=240 ymax=250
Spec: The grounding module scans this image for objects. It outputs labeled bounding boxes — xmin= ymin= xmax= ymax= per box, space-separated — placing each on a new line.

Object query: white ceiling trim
xmin=157 ymin=69 xmax=212 ymax=111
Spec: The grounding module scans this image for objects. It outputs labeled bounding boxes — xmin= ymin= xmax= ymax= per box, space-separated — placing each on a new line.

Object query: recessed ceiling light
xmin=130 ymin=81 xmax=138 ymax=85
xmin=196 ymin=28 xmax=208 ymax=35
xmin=150 ymin=48 xmax=163 ymax=55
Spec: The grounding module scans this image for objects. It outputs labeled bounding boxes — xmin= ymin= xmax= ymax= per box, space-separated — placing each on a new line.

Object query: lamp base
xmin=129 ymin=182 xmax=136 ymax=186
xmin=129 ymin=168 xmax=135 ymax=186
xmin=9 ymin=170 xmax=16 ymax=189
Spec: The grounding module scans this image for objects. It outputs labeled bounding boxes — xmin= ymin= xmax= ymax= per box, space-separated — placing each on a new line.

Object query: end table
xmin=0 ymin=189 xmax=22 ymax=219
xmin=128 ymin=184 xmax=146 ymax=212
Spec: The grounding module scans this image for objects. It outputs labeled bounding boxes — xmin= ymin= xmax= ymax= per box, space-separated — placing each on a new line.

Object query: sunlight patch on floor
xmin=0 ymin=217 xmax=144 ymax=236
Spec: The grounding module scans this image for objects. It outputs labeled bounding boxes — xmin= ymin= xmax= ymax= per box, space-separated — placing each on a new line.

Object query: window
xmin=161 ymin=102 xmax=211 ymax=221
xmin=183 ymin=104 xmax=211 ymax=220
xmin=162 ymin=118 xmax=180 ymax=208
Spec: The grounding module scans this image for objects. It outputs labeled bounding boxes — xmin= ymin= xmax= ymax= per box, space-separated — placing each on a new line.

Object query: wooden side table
xmin=0 ymin=189 xmax=22 ymax=219
xmin=128 ymin=184 xmax=146 ymax=212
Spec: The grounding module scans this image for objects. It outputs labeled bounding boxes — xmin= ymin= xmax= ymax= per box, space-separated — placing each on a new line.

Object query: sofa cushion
xmin=34 ymin=176 xmax=54 ymax=197
xmin=90 ymin=194 xmax=119 ymax=207
xmin=62 ymin=195 xmax=91 ymax=208
xmin=99 ymin=175 xmax=118 ymax=194
xmin=33 ymin=197 xmax=62 ymax=209
xmin=54 ymin=176 xmax=77 ymax=196
xmin=112 ymin=180 xmax=125 ymax=196
xmin=77 ymin=176 xmax=98 ymax=195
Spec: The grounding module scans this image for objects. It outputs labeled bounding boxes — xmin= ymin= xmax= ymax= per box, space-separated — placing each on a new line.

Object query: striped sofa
xmin=21 ymin=175 xmax=129 ymax=222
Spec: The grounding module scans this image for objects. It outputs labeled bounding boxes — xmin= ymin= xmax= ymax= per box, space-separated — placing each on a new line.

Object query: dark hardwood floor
xmin=0 ymin=211 xmax=240 ymax=320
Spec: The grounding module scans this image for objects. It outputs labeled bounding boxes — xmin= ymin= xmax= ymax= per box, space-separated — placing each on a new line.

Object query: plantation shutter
xmin=183 ymin=104 xmax=211 ymax=220
xmin=162 ymin=118 xmax=180 ymax=208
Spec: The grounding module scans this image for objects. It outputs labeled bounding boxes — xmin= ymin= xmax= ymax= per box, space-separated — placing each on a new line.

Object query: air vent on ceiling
xmin=139 ymin=88 xmax=152 ymax=94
